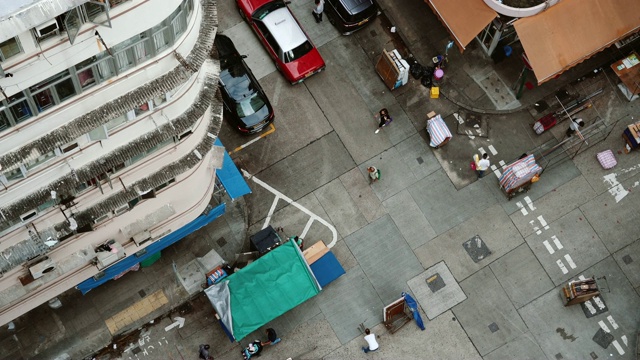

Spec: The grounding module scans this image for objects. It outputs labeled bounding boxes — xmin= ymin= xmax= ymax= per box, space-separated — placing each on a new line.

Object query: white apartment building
xmin=0 ymin=0 xmax=229 ymax=326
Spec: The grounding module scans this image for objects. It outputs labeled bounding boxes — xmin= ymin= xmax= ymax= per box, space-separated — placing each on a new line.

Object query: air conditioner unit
xmin=34 ymin=19 xmax=60 ymax=40
xmin=96 ymin=241 xmax=125 ymax=269
xmin=132 ymin=230 xmax=152 ymax=246
xmin=113 ymin=204 xmax=129 ymax=216
xmin=29 ymin=257 xmax=56 ymax=279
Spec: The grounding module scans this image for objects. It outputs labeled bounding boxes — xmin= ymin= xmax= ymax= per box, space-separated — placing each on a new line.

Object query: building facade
xmin=0 ymin=0 xmax=223 ymax=326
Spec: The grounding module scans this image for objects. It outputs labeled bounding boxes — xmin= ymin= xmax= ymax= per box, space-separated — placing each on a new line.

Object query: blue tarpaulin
xmin=310 ymin=251 xmax=345 ymax=287
xmin=77 ymin=203 xmax=226 ymax=294
xmin=402 ymin=292 xmax=425 ymax=330
xmin=214 ymin=139 xmax=251 ymax=200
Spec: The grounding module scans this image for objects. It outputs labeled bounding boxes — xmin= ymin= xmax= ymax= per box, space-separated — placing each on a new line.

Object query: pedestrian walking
xmin=374 ymin=108 xmax=392 ymax=134
xmin=199 ymin=344 xmax=213 ymax=360
xmin=367 ymin=166 xmax=380 ymax=183
xmin=361 ymin=328 xmax=379 ymax=353
xmin=566 ymin=118 xmax=585 ymax=137
xmin=475 ymin=153 xmax=490 ymax=178
xmin=261 ymin=328 xmax=281 ymax=346
xmin=312 ymin=0 xmax=324 ymax=23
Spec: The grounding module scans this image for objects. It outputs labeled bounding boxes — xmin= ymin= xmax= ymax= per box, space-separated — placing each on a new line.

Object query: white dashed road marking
xmin=243 ymin=169 xmax=338 ymax=248
xmin=488 ymin=145 xmax=498 ymax=155
xmin=564 ymin=254 xmax=577 ymax=269
xmin=552 ymin=235 xmax=563 ymax=250
xmin=607 ymin=315 xmax=619 ymax=330
xmin=543 ymin=240 xmax=555 ymax=254
xmin=612 ymin=340 xmax=625 ymax=355
xmin=556 ymin=259 xmax=569 ymax=274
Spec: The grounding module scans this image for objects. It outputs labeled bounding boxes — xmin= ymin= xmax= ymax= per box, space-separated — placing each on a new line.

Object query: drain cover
xmin=463 ymin=235 xmax=491 ymax=263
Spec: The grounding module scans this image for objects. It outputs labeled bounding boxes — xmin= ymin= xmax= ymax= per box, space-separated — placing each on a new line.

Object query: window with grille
xmin=0 ymin=37 xmax=22 ymax=61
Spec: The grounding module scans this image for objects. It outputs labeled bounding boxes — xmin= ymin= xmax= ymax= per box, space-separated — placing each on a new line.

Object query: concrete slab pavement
xmin=344 ymin=214 xmax=424 ymax=304
xmin=338 ymin=167 xmax=387 ymax=223
xmin=407 ymin=261 xmax=467 ymax=320
xmin=414 ymin=203 xmax=524 ymax=282
xmin=314 ymin=178 xmax=369 ymax=238
xmin=524 ymin=208 xmax=609 ymax=286
xmin=383 ymin=189 xmax=436 ymax=250
xmin=407 ymin=169 xmax=497 ymax=236
xmin=315 ymin=265 xmax=385 ymax=345
xmin=489 ymin=243 xmax=554 ymax=310
xmin=519 ymin=257 xmax=640 ymax=359
xmin=452 ymin=266 xmax=528 ymax=356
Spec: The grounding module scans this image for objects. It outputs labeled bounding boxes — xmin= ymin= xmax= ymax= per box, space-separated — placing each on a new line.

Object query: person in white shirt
xmin=476 ymin=153 xmax=490 ymax=178
xmin=362 ymin=328 xmax=379 ymax=353
xmin=566 ymin=118 xmax=585 ymax=137
xmin=312 ymin=0 xmax=324 ymax=23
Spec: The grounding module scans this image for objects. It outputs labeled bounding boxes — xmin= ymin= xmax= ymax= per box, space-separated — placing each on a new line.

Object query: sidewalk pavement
xmin=1 ymin=1 xmax=639 ymax=359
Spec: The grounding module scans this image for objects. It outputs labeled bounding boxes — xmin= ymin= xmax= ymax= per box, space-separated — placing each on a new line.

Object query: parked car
xmin=215 ymin=34 xmax=274 ymax=134
xmin=325 ymin=0 xmax=378 ymax=35
xmin=237 ymin=0 xmax=326 ymax=84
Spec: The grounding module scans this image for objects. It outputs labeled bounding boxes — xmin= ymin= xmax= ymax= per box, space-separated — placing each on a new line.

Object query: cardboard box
xmin=302 ymin=241 xmax=329 ymax=265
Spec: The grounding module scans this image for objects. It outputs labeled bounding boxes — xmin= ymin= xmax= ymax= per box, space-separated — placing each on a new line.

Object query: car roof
xmin=339 ymin=0 xmax=373 ymax=14
xmin=262 ymin=7 xmax=307 ymax=52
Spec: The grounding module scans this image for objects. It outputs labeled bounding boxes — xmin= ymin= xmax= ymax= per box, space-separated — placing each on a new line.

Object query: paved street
xmin=212 ymin=0 xmax=640 ymax=358
xmin=1 ymin=1 xmax=639 ymax=359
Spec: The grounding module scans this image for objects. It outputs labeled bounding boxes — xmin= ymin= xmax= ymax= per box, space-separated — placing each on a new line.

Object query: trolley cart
xmin=498 ymin=155 xmax=542 ymax=200
xmin=426 ymin=113 xmax=452 ymax=148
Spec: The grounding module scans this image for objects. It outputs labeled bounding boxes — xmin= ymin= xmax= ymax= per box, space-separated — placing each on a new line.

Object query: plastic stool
xmin=430 ymin=86 xmax=440 ymax=99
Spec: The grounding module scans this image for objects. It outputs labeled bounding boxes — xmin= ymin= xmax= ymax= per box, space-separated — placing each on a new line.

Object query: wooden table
xmin=611 ymin=52 xmax=640 ymax=100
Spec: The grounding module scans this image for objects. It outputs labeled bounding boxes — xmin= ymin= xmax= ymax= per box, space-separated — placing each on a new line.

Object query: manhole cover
xmin=138 ymin=289 xmax=146 ymax=298
xmin=216 ymin=237 xmax=227 ymax=247
xmin=463 ymin=235 xmax=491 ymax=263
xmin=622 ymin=254 xmax=633 ymax=264
xmin=488 ymin=322 xmax=499 ymax=333
xmin=592 ymin=328 xmax=614 ymax=349
xmin=426 ymin=273 xmax=446 ymax=293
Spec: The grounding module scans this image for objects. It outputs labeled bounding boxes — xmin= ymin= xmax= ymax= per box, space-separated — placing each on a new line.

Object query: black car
xmin=215 ymin=34 xmax=274 ymax=134
xmin=325 ymin=0 xmax=378 ymax=35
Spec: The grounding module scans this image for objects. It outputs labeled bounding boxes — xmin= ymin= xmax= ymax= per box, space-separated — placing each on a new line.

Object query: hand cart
xmin=498 ymin=155 xmax=542 ymax=200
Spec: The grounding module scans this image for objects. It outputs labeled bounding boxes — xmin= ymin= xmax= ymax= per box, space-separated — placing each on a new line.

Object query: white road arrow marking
xmin=164 ymin=317 xmax=185 ymax=332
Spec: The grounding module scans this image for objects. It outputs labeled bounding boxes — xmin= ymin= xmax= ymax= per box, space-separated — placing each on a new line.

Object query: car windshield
xmin=235 ymin=93 xmax=267 ymax=118
xmin=253 ymin=0 xmax=286 ymax=20
xmin=283 ymin=41 xmax=313 ymax=63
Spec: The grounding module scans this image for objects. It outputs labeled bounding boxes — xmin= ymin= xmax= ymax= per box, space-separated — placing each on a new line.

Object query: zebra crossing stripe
xmin=516 ymin=202 xmax=528 ymax=216
xmin=542 ymin=240 xmax=555 ymax=254
xmin=607 ymin=315 xmax=619 ymax=329
xmin=612 ymin=340 xmax=625 ymax=355
xmin=556 ymin=259 xmax=568 ymax=274
xmin=524 ymin=196 xmax=535 ymax=210
xmin=583 ymin=300 xmax=596 ymax=314
xmin=564 ymin=254 xmax=577 ymax=269
xmin=598 ymin=320 xmax=610 ymax=333
xmin=552 ymin=235 xmax=563 ymax=250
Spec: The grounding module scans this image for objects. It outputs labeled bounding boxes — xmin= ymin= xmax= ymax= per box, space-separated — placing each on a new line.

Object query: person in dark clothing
xmin=262 ymin=328 xmax=281 ymax=346
xmin=375 ymin=108 xmax=392 ymax=134
xmin=199 ymin=344 xmax=213 ymax=360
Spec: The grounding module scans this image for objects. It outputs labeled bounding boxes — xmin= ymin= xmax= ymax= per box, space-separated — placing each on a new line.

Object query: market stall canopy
xmin=425 ymin=0 xmax=497 ymax=51
xmin=204 ymin=241 xmax=321 ymax=341
xmin=514 ymin=0 xmax=640 ymax=84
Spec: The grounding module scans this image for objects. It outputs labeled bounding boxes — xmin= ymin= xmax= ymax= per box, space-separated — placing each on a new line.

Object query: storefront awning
xmin=514 ymin=0 xmax=640 ymax=84
xmin=426 ymin=0 xmax=497 ymax=51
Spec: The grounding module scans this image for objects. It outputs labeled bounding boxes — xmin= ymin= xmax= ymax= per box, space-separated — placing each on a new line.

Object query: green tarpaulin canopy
xmin=205 ymin=241 xmax=321 ymax=341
